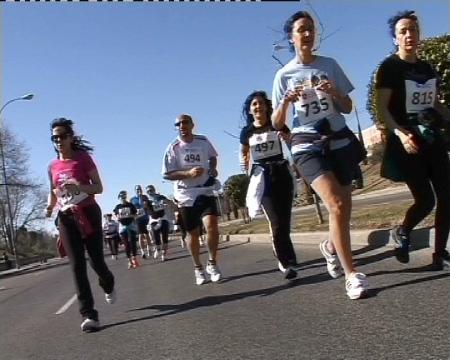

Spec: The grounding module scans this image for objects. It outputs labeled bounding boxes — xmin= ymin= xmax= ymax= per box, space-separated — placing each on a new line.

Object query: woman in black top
xmin=376 ymin=10 xmax=450 ymax=270
xmin=240 ymin=90 xmax=297 ymax=279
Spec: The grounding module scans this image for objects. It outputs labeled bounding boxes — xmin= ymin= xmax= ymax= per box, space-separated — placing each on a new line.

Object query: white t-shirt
xmin=162 ymin=134 xmax=218 ymax=206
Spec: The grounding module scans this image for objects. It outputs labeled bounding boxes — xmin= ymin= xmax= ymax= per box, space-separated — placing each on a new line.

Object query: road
xmin=1 ymin=239 xmax=448 ymax=360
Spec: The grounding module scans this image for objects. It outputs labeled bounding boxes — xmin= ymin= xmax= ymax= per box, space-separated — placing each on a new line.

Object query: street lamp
xmin=0 ymin=93 xmax=34 ymax=269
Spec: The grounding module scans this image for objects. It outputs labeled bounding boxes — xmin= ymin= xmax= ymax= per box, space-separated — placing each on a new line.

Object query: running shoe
xmin=206 ymin=261 xmax=222 ymax=282
xmin=127 ymin=261 xmax=133 ymax=270
xmin=161 ymin=250 xmax=167 ymax=262
xmin=319 ymin=240 xmax=343 ymax=278
xmin=132 ymin=258 xmax=140 ymax=268
xmin=105 ymin=289 xmax=116 ymax=305
xmin=194 ymin=267 xmax=206 ymax=285
xmin=80 ymin=318 xmax=100 ymax=333
xmin=277 ymin=262 xmax=297 ymax=280
xmin=180 ymin=239 xmax=186 ymax=248
xmin=153 ymin=248 xmax=160 ymax=260
xmin=390 ymin=226 xmax=410 ymax=263
xmin=345 ymin=272 xmax=368 ymax=300
xmin=431 ymin=251 xmax=450 ymax=271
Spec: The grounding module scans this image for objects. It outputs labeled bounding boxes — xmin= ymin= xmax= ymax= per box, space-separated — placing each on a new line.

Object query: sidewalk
xmin=0 ymin=257 xmax=69 ymax=280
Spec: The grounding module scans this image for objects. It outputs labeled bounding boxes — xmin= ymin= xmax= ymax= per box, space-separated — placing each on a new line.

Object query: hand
xmin=208 ymin=168 xmax=218 ymax=178
xmin=281 ymin=87 xmax=303 ymax=106
xmin=45 ymin=205 xmax=53 ymax=218
xmin=316 ymin=80 xmax=338 ymax=97
xmin=188 ymin=167 xmax=204 ymax=178
xmin=277 ymin=131 xmax=291 ymax=144
xmin=396 ymin=130 xmax=420 ymax=154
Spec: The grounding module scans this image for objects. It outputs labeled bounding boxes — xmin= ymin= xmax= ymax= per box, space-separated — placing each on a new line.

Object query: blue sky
xmin=2 ymin=0 xmax=449 ymax=218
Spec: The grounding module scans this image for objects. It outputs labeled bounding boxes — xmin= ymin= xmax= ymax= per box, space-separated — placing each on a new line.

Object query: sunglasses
xmin=174 ymin=120 xmax=190 ymax=127
xmin=51 ymin=133 xmax=70 ymax=142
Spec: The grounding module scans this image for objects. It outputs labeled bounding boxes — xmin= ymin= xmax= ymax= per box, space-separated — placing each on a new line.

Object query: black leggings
xmin=402 ymin=151 xmax=450 ymax=257
xmin=257 ymin=162 xmax=297 ymax=267
xmin=151 ymin=219 xmax=169 ymax=248
xmin=120 ymin=227 xmax=138 ymax=258
xmin=58 ymin=203 xmax=114 ymax=321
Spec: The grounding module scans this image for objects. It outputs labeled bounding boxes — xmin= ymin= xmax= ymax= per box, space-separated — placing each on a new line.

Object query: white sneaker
xmin=161 ymin=253 xmax=166 ymax=262
xmin=153 ymin=248 xmax=160 ymax=259
xmin=205 ymin=262 xmax=222 ymax=282
xmin=180 ymin=239 xmax=186 ymax=248
xmin=80 ymin=318 xmax=100 ymax=332
xmin=345 ymin=272 xmax=368 ymax=300
xmin=194 ymin=268 xmax=206 ymax=285
xmin=277 ymin=262 xmax=297 ymax=280
xmin=127 ymin=261 xmax=133 ymax=270
xmin=319 ymin=240 xmax=343 ymax=279
xmin=105 ymin=289 xmax=116 ymax=304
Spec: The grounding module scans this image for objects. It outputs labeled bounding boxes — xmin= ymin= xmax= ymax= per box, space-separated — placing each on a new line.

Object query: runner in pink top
xmin=45 ymin=118 xmax=116 ymax=333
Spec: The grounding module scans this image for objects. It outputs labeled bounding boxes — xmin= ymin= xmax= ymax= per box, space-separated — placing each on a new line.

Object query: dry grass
xmin=219 ymin=162 xmax=435 ymax=235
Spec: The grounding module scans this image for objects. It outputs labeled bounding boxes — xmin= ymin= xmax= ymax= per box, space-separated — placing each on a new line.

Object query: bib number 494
xmin=184 ymin=153 xmax=201 ymax=163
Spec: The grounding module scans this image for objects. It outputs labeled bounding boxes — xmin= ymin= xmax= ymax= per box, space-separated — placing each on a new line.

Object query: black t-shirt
xmin=147 ymin=193 xmax=168 ymax=219
xmin=375 ymin=54 xmax=438 ymax=126
xmin=239 ymin=123 xmax=289 ymax=165
xmin=113 ymin=202 xmax=137 ymax=226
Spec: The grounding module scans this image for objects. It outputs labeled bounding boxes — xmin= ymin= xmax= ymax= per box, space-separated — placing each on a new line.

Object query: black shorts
xmin=293 ymin=140 xmax=361 ymax=186
xmin=179 ymin=195 xmax=219 ymax=232
xmin=136 ymin=216 xmax=149 ymax=235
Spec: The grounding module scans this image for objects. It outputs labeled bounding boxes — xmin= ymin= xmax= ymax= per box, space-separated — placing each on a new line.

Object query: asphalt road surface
xmin=0 ymin=239 xmax=448 ymax=360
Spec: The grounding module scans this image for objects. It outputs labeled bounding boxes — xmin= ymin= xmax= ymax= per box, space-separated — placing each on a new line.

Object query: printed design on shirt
xmin=55 ymin=170 xmax=88 ymax=207
xmin=289 ymin=72 xmax=334 ymax=125
xmin=405 ymin=78 xmax=436 ymax=114
xmin=117 ymin=207 xmax=132 ymax=219
xmin=249 ymin=131 xmax=282 ymax=161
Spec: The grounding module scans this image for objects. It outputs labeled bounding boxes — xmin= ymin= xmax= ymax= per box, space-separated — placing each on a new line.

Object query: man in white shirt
xmin=162 ymin=114 xmax=222 ymax=285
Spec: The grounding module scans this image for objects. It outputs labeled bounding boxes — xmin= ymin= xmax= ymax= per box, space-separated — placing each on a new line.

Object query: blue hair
xmin=241 ymin=91 xmax=273 ymax=127
xmin=283 ymin=11 xmax=314 ymax=53
xmin=388 ymin=10 xmax=418 ymax=38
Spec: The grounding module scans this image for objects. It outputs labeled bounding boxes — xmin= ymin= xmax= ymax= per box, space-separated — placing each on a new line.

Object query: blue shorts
xmin=293 ymin=140 xmax=361 ymax=186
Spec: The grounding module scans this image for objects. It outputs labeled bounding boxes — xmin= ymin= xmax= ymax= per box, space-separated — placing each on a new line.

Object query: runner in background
xmin=103 ymin=213 xmax=120 ymax=260
xmin=130 ymin=185 xmax=152 ymax=259
xmin=114 ymin=191 xmax=140 ymax=270
xmin=146 ymin=185 xmax=170 ymax=261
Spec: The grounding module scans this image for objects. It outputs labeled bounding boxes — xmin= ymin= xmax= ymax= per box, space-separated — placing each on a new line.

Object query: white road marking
xmin=0 ymin=286 xmax=6 ymax=290
xmin=55 ymin=294 xmax=77 ymax=315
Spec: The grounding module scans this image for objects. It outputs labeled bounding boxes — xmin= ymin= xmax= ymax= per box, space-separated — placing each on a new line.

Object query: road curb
xmin=222 ymin=227 xmax=441 ymax=250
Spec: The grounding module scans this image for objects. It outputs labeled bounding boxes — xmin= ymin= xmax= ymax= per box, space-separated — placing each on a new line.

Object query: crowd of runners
xmin=45 ymin=9 xmax=450 ymax=332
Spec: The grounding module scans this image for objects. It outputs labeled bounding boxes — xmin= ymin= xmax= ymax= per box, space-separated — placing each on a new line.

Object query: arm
xmin=163 ymin=167 xmax=204 ymax=181
xmin=208 ymin=156 xmax=218 ymax=178
xmin=239 ymin=144 xmax=250 ymax=174
xmin=376 ymin=87 xmax=419 ymax=154
xmin=46 ymin=170 xmax=57 ymax=217
xmin=271 ymin=90 xmax=300 ymax=130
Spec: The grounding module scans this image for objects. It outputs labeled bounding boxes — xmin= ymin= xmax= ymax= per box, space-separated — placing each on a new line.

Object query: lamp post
xmin=0 ymin=93 xmax=34 ymax=269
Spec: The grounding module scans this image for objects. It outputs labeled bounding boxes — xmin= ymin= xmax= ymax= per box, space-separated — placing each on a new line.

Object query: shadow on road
xmin=100 ymin=270 xmax=333 ymax=331
xmin=353 ymin=227 xmax=433 ymax=267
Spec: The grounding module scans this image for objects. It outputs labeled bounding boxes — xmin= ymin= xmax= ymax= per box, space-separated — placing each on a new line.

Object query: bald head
xmin=175 ymin=113 xmax=195 ymax=140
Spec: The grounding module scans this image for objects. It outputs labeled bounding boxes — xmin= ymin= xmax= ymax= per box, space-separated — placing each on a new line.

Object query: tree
xmin=366 ymin=34 xmax=450 ymax=131
xmin=0 ymin=126 xmax=47 ymax=254
xmin=223 ymin=174 xmax=250 ymax=210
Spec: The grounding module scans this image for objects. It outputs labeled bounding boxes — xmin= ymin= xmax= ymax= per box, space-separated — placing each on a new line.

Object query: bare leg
xmin=311 ymin=172 xmax=355 ymax=277
xmin=203 ymin=214 xmax=219 ymax=263
xmin=186 ymin=227 xmax=202 ymax=267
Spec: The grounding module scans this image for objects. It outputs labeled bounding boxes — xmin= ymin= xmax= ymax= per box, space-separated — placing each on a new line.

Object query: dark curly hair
xmin=50 ymin=117 xmax=94 ymax=154
xmin=388 ymin=10 xmax=418 ymax=38
xmin=241 ymin=91 xmax=273 ymax=127
xmin=283 ymin=11 xmax=315 ymax=53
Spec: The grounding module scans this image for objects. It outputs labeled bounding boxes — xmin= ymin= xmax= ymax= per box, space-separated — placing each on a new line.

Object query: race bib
xmin=294 ymin=88 xmax=333 ymax=125
xmin=405 ymin=78 xmax=436 ymax=113
xmin=118 ymin=207 xmax=132 ymax=219
xmin=180 ymin=147 xmax=204 ymax=168
xmin=57 ymin=188 xmax=89 ymax=208
xmin=249 ymin=131 xmax=282 ymax=161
